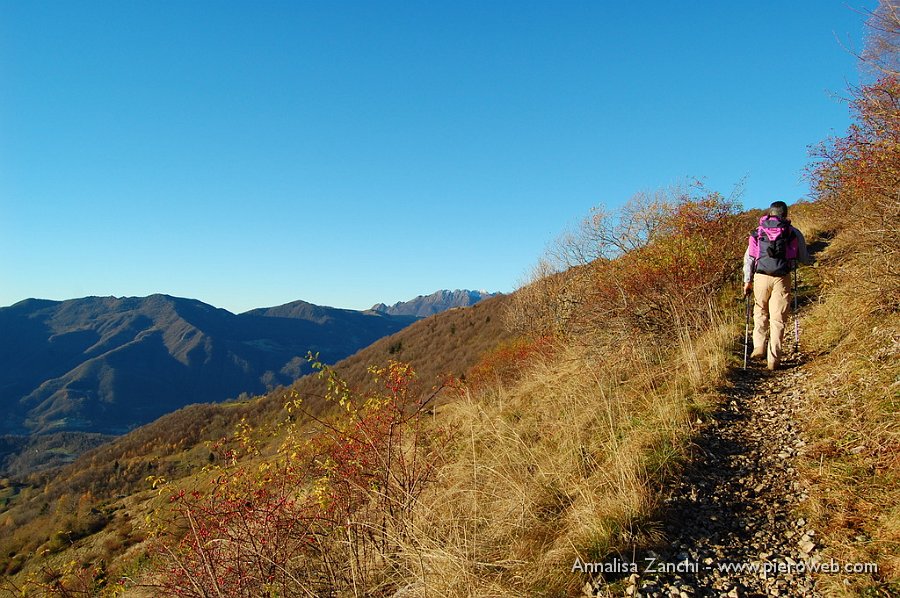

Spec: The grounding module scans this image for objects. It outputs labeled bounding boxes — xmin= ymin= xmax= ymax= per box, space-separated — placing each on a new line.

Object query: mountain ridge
xmin=0 ymin=293 xmax=419 ymax=438
xmin=371 ymin=289 xmax=500 ymax=318
xmin=0 ymin=290 xmax=496 ymax=441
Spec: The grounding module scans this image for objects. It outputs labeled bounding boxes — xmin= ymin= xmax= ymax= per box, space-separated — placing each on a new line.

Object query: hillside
xmin=120 ymin=188 xmax=898 ymax=597
xmin=0 ymin=294 xmax=416 ymax=439
xmin=371 ymin=289 xmax=500 ymax=317
xmin=0 ymin=294 xmax=514 ymax=586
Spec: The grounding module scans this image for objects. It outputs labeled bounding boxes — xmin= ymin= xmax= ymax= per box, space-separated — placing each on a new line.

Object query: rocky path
xmin=592 ymin=355 xmax=823 ymax=597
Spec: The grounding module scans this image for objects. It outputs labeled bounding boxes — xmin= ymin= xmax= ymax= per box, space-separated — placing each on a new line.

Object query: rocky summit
xmin=371 ymin=289 xmax=500 ymax=318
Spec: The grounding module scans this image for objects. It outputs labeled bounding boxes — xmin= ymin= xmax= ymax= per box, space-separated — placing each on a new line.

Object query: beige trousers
xmin=752 ymin=273 xmax=791 ymax=367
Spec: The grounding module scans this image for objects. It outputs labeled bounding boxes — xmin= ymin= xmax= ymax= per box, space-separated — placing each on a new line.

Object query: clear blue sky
xmin=0 ymin=1 xmax=869 ymax=313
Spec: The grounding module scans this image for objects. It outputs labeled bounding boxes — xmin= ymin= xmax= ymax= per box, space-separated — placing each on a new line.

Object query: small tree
xmin=860 ymin=0 xmax=900 ymax=77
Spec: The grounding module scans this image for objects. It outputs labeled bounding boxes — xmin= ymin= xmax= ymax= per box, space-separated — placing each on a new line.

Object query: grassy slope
xmin=128 ymin=194 xmax=752 ymax=597
xmin=405 ymin=202 xmax=898 ymax=596
xmin=790 ymin=204 xmax=899 ymax=596
xmin=386 ymin=320 xmax=735 ymax=596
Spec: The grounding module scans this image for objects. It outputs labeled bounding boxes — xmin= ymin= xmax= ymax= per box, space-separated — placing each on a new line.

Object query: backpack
xmin=748 ymin=215 xmax=799 ymax=277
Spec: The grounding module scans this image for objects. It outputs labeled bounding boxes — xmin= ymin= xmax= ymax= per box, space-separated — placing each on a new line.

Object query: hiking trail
xmin=590 ymin=352 xmax=824 ymax=598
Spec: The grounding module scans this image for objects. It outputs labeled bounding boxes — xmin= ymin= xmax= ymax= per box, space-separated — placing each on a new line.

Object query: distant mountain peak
xmin=370 ymin=289 xmax=501 ymax=318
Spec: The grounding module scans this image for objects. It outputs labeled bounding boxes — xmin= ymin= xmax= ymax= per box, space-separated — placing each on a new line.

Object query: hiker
xmin=742 ymin=201 xmax=812 ymax=370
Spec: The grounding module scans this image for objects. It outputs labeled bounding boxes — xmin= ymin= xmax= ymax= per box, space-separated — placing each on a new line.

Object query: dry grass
xmin=378 ymin=307 xmax=735 ymax=597
xmin=790 ymin=204 xmax=900 ymax=596
xmin=799 ymin=310 xmax=899 ymax=596
xmin=344 ymin=195 xmax=748 ymax=596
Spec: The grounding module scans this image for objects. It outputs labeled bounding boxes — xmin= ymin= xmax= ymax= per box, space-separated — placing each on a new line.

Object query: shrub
xmin=582 ymin=193 xmax=739 ymax=332
xmin=150 ymin=357 xmax=450 ymax=596
xmin=509 ymin=187 xmax=746 ymax=340
xmin=467 ymin=335 xmax=555 ymax=391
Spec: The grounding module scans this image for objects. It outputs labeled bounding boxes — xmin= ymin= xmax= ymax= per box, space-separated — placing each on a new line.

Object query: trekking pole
xmin=743 ymin=292 xmax=751 ymax=369
xmin=793 ymin=266 xmax=800 ymax=352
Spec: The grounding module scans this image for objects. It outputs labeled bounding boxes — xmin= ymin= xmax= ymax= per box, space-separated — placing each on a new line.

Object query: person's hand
xmin=743 ymin=282 xmax=753 ymax=297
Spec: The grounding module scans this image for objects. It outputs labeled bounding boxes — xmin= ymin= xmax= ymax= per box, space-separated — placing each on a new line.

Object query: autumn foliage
xmin=466 ymin=334 xmax=555 ymax=391
xmin=587 ymin=192 xmax=744 ymax=332
xmin=151 ymin=357 xmax=448 ymax=597
xmin=509 ymin=187 xmax=747 ymax=341
xmin=809 ymin=73 xmax=900 ymax=309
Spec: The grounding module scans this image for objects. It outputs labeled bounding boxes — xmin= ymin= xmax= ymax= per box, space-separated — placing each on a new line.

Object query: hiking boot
xmin=750 ymin=349 xmax=765 ymax=360
xmin=767 ymin=358 xmax=780 ymax=371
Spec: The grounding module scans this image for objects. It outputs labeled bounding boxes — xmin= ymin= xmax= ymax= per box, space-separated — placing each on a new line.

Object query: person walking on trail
xmin=742 ymin=201 xmax=813 ymax=371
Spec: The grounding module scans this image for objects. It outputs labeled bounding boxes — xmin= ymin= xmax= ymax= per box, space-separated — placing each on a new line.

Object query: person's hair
xmin=768 ymin=201 xmax=788 ymax=218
